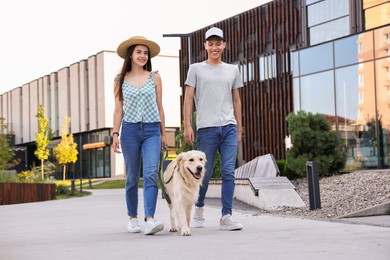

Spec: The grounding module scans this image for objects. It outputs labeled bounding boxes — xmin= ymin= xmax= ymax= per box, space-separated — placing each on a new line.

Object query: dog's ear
xmin=176 ymin=153 xmax=184 ymax=167
xmin=201 ymin=152 xmax=207 ymax=163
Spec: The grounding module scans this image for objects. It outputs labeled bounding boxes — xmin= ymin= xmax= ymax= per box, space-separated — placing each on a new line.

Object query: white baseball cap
xmin=205 ymin=27 xmax=224 ymax=40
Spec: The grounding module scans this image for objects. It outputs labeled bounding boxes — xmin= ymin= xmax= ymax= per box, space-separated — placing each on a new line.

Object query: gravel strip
xmin=254 ymin=170 xmax=390 ymax=219
xmin=206 ymin=170 xmax=390 ymax=220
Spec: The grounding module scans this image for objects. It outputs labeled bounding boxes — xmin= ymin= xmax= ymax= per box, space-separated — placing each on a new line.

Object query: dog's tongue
xmin=194 ymin=172 xmax=202 ymax=179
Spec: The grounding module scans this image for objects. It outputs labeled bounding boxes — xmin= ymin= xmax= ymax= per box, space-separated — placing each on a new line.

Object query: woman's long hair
xmin=116 ymin=44 xmax=153 ymax=101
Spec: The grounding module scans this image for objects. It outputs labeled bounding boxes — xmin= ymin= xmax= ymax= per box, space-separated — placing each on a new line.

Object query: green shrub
xmin=276 ymin=160 xmax=300 ymax=180
xmin=0 ymin=171 xmax=18 ymax=182
xmin=286 ymin=111 xmax=347 ymax=177
xmin=56 ymin=184 xmax=70 ymax=195
xmin=17 ymin=170 xmax=37 ymax=182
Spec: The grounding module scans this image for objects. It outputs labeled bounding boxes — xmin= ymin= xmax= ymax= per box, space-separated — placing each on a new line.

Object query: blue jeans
xmin=120 ymin=122 xmax=161 ymax=219
xmin=196 ymin=124 xmax=238 ymax=216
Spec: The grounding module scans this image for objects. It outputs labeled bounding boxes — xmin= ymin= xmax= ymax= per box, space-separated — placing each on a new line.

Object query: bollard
xmin=306 ymin=161 xmax=321 ymax=210
xmin=71 ymin=179 xmax=75 ymax=194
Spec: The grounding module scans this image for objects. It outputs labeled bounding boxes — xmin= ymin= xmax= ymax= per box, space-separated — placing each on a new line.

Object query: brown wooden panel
xmin=0 ymin=183 xmax=56 ymax=205
xmin=178 ymin=0 xmax=300 ymax=163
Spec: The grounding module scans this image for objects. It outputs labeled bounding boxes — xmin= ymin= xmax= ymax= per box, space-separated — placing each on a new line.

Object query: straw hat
xmin=116 ymin=36 xmax=160 ymax=59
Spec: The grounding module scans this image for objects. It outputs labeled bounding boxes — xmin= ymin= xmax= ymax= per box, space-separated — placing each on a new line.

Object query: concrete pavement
xmin=0 ymin=189 xmax=389 ymax=260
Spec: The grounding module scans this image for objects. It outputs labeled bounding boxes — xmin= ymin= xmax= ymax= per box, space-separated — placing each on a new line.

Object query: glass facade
xmin=293 ymin=26 xmax=390 ymax=169
xmin=307 ymin=0 xmax=350 ymax=45
xmin=76 ymin=129 xmax=111 ymax=179
xmin=364 ymin=0 xmax=390 ymax=30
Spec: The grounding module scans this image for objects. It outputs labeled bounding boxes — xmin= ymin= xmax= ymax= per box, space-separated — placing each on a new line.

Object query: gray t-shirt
xmin=185 ymin=61 xmax=243 ymax=130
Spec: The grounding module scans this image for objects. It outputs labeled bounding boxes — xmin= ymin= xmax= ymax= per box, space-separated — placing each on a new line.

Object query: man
xmin=183 ymin=27 xmax=243 ymax=231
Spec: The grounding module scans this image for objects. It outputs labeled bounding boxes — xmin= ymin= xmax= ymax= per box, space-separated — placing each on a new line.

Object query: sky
xmin=0 ymin=0 xmax=270 ymax=94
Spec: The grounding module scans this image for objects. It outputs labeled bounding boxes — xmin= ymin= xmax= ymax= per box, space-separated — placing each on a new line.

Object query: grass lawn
xmin=91 ymin=179 xmax=126 ymax=189
xmin=55 ymin=190 xmax=92 ymax=200
xmin=54 ymin=178 xmax=150 ymax=201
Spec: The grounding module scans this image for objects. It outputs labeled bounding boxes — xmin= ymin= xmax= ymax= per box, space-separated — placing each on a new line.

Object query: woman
xmin=112 ymin=36 xmax=167 ymax=235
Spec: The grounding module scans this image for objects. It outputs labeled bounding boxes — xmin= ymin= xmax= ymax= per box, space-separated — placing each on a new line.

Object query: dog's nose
xmin=196 ymin=166 xmax=203 ymax=172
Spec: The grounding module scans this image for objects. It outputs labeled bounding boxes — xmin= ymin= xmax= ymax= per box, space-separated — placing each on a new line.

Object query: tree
xmin=35 ymin=105 xmax=50 ymax=180
xmin=0 ymin=117 xmax=16 ymax=170
xmin=286 ymin=111 xmax=346 ymax=177
xmin=53 ymin=116 xmax=78 ymax=180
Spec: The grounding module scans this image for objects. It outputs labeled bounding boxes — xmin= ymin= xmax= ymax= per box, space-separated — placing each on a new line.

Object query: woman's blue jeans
xmin=195 ymin=124 xmax=238 ymax=216
xmin=120 ymin=121 xmax=161 ymax=219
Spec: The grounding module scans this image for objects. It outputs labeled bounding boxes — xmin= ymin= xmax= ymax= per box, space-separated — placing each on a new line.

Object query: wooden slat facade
xmin=0 ymin=183 xmax=56 ymax=205
xmin=178 ymin=0 xmax=301 ymax=163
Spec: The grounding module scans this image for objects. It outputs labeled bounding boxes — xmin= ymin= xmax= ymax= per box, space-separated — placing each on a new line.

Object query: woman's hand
xmin=112 ymin=136 xmax=121 ymax=153
xmin=161 ymin=134 xmax=168 ymax=150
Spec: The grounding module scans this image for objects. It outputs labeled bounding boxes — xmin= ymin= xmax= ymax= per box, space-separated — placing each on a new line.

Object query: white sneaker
xmin=220 ymin=215 xmax=243 ymax=231
xmin=144 ymin=219 xmax=164 ymax=235
xmin=193 ymin=207 xmax=205 ymax=228
xmin=127 ymin=218 xmax=141 ymax=233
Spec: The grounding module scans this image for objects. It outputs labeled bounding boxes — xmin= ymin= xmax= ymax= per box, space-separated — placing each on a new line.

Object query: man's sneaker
xmin=144 ymin=219 xmax=164 ymax=235
xmin=127 ymin=218 xmax=141 ymax=233
xmin=220 ymin=214 xmax=243 ymax=231
xmin=193 ymin=207 xmax=205 ymax=228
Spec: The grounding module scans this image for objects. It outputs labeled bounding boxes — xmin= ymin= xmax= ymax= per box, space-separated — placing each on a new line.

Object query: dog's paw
xmin=181 ymin=228 xmax=192 ymax=236
xmin=169 ymin=227 xmax=178 ymax=232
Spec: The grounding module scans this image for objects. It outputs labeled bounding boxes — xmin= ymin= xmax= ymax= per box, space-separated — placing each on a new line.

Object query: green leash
xmin=159 ymin=150 xmax=172 ymax=205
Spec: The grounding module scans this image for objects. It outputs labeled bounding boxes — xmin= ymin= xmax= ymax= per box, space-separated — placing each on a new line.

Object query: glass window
xmin=359 ymin=92 xmax=364 ymax=103
xmin=299 ymin=43 xmax=333 ymax=75
xmin=306 ymin=0 xmax=322 ymax=5
xmin=356 ymin=62 xmax=376 ymax=124
xmin=335 ymin=62 xmax=378 ymax=169
xmin=259 ymin=54 xmax=276 ymax=81
xmin=293 ymin=78 xmax=300 ymax=112
xmin=335 ymin=65 xmax=360 ymax=124
xmin=300 ymin=71 xmax=335 ymax=116
xmin=240 ymin=64 xmax=248 ymax=83
xmin=334 ymin=35 xmax=359 ymax=67
xmin=374 ymin=25 xmax=390 ymax=59
xmin=96 ymin=148 xmax=104 ymax=178
xmin=357 ymin=30 xmax=375 ymax=62
xmin=259 ymin=57 xmax=265 ymax=81
xmin=375 ymin=58 xmax=390 ymax=167
xmin=248 ymin=61 xmax=254 ymax=82
xmin=375 ymin=57 xmax=390 ymax=128
xmin=307 ymin=0 xmax=349 ymax=27
xmin=292 ymin=51 xmax=299 ymax=77
xmin=364 ymin=0 xmax=389 ymax=9
xmin=364 ymin=2 xmax=390 ymax=30
xmin=309 ymin=16 xmax=350 ymax=45
xmin=240 ymin=62 xmax=254 ymax=83
xmin=335 ymin=65 xmax=359 ymax=153
xmin=359 ymin=60 xmax=364 ymax=69
xmin=359 ymin=74 xmax=365 ymax=86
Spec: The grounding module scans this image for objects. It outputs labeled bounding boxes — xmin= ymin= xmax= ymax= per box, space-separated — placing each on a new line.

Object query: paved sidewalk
xmin=0 ymin=189 xmax=389 ymax=260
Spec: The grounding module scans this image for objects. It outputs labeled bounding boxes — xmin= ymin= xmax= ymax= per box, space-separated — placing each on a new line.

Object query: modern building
xmin=174 ymin=0 xmax=390 ymax=170
xmin=0 ymin=50 xmax=181 ymax=179
xmin=2 ymin=0 xmax=389 ymax=178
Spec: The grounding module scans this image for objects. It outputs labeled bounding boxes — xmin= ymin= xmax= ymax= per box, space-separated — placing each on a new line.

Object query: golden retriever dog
xmin=163 ymin=150 xmax=206 ymax=236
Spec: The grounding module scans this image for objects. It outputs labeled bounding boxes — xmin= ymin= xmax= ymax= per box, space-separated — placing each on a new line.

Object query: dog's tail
xmin=159 ymin=150 xmax=172 ymax=205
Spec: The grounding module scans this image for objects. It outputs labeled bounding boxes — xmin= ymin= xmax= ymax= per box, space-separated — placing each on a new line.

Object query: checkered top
xmin=122 ymin=71 xmax=161 ymax=123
